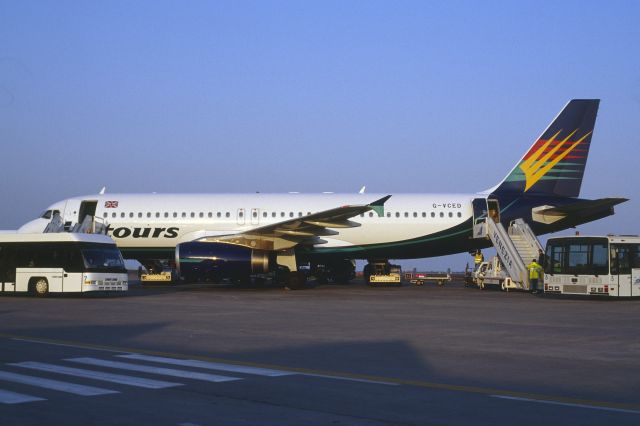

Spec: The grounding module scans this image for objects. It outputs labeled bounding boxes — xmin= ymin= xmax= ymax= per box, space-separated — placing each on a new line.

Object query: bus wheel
xmin=31 ymin=278 xmax=49 ymax=297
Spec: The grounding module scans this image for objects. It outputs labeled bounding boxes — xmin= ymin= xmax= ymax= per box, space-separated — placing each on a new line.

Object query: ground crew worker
xmin=474 ymin=250 xmax=484 ymax=271
xmin=527 ymin=259 xmax=542 ymax=294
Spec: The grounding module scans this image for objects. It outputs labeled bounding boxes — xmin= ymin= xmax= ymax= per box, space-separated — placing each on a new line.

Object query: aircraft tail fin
xmin=492 ymin=99 xmax=600 ymax=198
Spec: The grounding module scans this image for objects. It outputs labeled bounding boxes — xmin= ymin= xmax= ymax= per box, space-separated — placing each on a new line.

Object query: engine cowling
xmin=176 ymin=242 xmax=274 ymax=283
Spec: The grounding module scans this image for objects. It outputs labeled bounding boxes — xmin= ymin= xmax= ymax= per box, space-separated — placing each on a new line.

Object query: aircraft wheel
xmin=285 ymin=271 xmax=307 ymax=290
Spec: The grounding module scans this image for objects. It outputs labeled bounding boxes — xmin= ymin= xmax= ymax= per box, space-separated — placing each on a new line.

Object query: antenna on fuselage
xmin=99 ymin=187 xmax=106 ymax=195
xmin=359 ymin=186 xmax=366 ymax=194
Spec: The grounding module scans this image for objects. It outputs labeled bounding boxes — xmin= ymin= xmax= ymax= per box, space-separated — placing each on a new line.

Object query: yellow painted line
xmin=2 ymin=332 xmax=639 ymax=412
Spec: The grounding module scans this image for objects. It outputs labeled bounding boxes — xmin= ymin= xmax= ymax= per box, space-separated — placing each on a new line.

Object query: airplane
xmin=18 ymin=99 xmax=627 ymax=288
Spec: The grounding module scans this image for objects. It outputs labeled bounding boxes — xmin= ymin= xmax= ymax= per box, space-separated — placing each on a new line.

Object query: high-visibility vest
xmin=474 ymin=254 xmax=483 ymax=264
xmin=528 ymin=262 xmax=541 ymax=279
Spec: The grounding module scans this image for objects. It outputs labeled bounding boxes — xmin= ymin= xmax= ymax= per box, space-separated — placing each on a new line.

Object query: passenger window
xmin=112 ymin=212 xmax=117 ymax=218
xmin=369 ymin=212 xmax=374 ymax=217
xmin=173 ymin=212 xmax=177 ymax=218
xmin=103 ymin=213 xmax=108 ymax=218
xmin=199 ymin=212 xmax=204 ymax=218
xmin=422 ymin=212 xmax=426 ymax=218
xmin=239 ymin=211 xmax=244 ymax=218
xmin=457 ymin=212 xmax=462 ymax=218
xmin=386 ymin=212 xmax=391 ymax=217
xmin=272 ymin=212 xmax=276 ymax=218
xmin=147 ymin=212 xmax=151 ymax=218
xmin=440 ymin=212 xmax=444 ymax=218
xmin=431 ymin=212 xmax=435 ymax=218
xmin=253 ymin=211 xmax=258 ymax=218
xmin=190 ymin=212 xmax=195 ymax=218
xmin=182 ymin=212 xmax=186 ymax=218
xmin=208 ymin=212 xmax=212 ymax=218
xmin=217 ymin=212 xmax=221 ymax=218
xmin=289 ymin=212 xmax=294 ymax=218
xmin=165 ymin=212 xmax=169 ymax=218
xmin=281 ymin=212 xmax=285 ymax=218
xmin=449 ymin=212 xmax=453 ymax=218
xmin=225 ymin=212 xmax=230 ymax=218
xmin=404 ymin=212 xmax=408 ymax=218
xmin=138 ymin=212 xmax=143 ymax=218
xmin=156 ymin=212 xmax=160 ymax=218
xmin=413 ymin=212 xmax=417 ymax=218
xmin=395 ymin=212 xmax=400 ymax=218
xmin=121 ymin=212 xmax=125 ymax=218
xmin=263 ymin=212 xmax=267 ymax=218
xmin=130 ymin=213 xmax=134 ymax=218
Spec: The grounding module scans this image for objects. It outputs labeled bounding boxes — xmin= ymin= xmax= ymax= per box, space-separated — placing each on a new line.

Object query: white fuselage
xmin=22 ymin=193 xmax=477 ymax=254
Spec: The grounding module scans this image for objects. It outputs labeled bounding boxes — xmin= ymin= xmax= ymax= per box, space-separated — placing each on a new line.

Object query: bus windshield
xmin=545 ymin=237 xmax=609 ymax=275
xmin=81 ymin=247 xmax=125 ymax=270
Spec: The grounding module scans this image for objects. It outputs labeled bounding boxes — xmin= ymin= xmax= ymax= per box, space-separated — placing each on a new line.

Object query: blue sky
xmin=1 ymin=1 xmax=639 ymax=269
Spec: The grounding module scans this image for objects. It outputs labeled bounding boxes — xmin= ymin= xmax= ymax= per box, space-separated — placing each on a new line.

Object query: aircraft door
xmin=63 ymin=199 xmax=82 ymax=230
xmin=472 ymin=198 xmax=488 ymax=238
xmin=472 ymin=198 xmax=487 ymax=224
xmin=237 ymin=208 xmax=245 ymax=225
xmin=251 ymin=208 xmax=260 ymax=225
xmin=487 ymin=199 xmax=501 ymax=223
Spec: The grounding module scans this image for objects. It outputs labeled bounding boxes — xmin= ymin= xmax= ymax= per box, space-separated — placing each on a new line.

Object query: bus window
xmin=546 ymin=244 xmax=565 ymax=274
xmin=611 ymin=244 xmax=632 ymax=275
xmin=81 ymin=247 xmax=125 ymax=271
xmin=592 ymin=243 xmax=609 ymax=275
xmin=568 ymin=244 xmax=589 ymax=273
xmin=632 ymin=244 xmax=640 ymax=268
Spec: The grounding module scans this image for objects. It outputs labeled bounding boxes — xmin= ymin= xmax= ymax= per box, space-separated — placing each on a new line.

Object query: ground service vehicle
xmin=0 ymin=233 xmax=128 ymax=296
xmin=364 ymin=261 xmax=402 ymax=286
xmin=544 ymin=235 xmax=640 ymax=297
xmin=473 ymin=257 xmax=511 ymax=290
xmin=404 ymin=272 xmax=451 ymax=286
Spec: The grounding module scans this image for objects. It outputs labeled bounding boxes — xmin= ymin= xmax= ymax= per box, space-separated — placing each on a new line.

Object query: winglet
xmin=368 ymin=195 xmax=392 ymax=217
xmin=99 ymin=186 xmax=106 ymax=195
xmin=359 ymin=186 xmax=366 ymax=194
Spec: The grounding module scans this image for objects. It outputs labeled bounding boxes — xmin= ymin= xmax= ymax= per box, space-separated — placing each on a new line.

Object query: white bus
xmin=544 ymin=235 xmax=640 ymax=297
xmin=0 ymin=233 xmax=128 ymax=296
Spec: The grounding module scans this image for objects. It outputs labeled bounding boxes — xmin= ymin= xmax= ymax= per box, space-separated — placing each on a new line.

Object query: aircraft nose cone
xmin=18 ymin=218 xmax=48 ymax=233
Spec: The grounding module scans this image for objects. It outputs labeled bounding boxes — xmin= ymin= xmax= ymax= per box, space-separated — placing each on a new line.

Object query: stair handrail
xmin=487 ymin=217 xmax=530 ymax=289
xmin=509 ymin=219 xmax=544 ymax=256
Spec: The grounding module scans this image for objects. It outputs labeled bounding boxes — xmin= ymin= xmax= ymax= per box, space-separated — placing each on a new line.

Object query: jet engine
xmin=176 ymin=242 xmax=274 ymax=283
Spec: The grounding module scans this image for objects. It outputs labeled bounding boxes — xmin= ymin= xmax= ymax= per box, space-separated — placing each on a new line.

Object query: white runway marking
xmin=0 ymin=370 xmax=117 ymax=396
xmin=11 ymin=362 xmax=183 ymax=389
xmin=0 ymin=389 xmax=45 ymax=404
xmin=66 ymin=358 xmax=241 ymax=383
xmin=490 ymin=395 xmax=640 ymax=415
xmin=118 ymin=354 xmax=294 ymax=377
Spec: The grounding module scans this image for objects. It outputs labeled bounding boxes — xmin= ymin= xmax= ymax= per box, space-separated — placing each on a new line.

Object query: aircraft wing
xmin=196 ymin=195 xmax=392 ymax=250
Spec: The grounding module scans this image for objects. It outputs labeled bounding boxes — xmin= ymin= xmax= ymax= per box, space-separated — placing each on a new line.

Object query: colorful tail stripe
xmin=494 ymin=99 xmax=599 ymax=198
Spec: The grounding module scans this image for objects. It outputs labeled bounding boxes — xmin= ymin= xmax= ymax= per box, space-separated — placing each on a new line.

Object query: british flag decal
xmin=104 ymin=201 xmax=119 ymax=208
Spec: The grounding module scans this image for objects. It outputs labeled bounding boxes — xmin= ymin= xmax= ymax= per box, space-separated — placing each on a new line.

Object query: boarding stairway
xmin=474 ymin=217 xmax=543 ymax=290
xmin=44 ymin=212 xmax=109 ymax=235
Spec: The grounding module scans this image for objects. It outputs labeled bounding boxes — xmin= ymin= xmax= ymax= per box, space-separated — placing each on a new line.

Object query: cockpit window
xmin=40 ymin=209 xmax=60 ymax=219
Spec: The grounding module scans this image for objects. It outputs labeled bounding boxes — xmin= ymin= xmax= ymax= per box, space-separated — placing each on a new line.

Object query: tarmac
xmin=0 ymin=280 xmax=638 ymax=425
